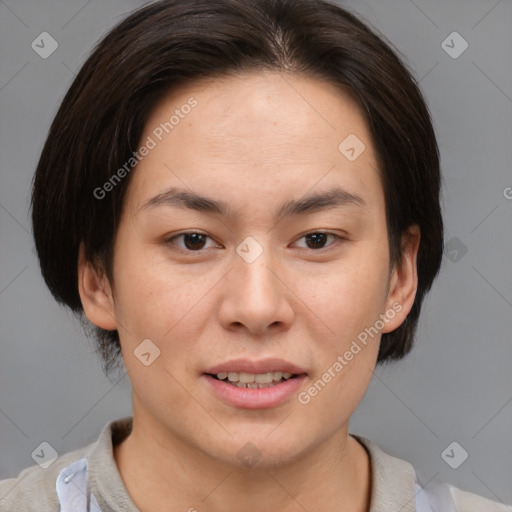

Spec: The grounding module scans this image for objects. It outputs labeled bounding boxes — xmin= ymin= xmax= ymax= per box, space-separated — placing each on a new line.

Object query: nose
xmin=217 ymin=242 xmax=295 ymax=336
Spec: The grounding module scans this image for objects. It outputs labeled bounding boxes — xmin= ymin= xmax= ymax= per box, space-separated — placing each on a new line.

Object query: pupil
xmin=306 ymin=233 xmax=327 ymax=249
xmin=184 ymin=233 xmax=206 ymax=250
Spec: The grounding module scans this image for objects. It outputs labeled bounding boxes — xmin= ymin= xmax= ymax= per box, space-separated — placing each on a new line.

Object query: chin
xmin=205 ymin=430 xmax=314 ymax=470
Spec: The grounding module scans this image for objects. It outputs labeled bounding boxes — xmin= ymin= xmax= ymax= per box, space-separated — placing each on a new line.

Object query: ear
xmin=382 ymin=225 xmax=421 ymax=334
xmin=77 ymin=242 xmax=118 ymax=331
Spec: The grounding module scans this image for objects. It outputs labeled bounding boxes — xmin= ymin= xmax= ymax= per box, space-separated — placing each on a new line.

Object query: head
xmin=31 ymin=0 xmax=443 ymax=467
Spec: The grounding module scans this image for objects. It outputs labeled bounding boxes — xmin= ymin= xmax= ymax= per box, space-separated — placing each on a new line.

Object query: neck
xmin=114 ymin=414 xmax=371 ymax=512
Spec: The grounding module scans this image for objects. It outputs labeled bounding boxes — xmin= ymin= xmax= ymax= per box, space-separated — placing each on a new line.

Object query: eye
xmin=165 ymin=230 xmax=344 ymax=253
xmin=166 ymin=232 xmax=219 ymax=252
xmin=294 ymin=231 xmax=343 ymax=250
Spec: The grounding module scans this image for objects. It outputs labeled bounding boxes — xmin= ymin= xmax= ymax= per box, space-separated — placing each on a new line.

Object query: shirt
xmin=0 ymin=416 xmax=508 ymax=511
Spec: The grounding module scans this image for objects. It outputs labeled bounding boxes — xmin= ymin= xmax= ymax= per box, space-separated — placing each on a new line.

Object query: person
xmin=0 ymin=0 xmax=508 ymax=511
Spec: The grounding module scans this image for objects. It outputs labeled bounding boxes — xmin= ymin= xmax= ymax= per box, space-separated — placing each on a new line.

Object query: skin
xmin=78 ymin=71 xmax=420 ymax=512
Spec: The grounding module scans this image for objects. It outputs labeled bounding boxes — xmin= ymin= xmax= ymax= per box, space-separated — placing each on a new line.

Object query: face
xmin=80 ymin=71 xmax=419 ymax=469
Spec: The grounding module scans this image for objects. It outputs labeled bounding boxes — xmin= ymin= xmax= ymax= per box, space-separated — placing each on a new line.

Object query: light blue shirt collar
xmin=55 ymin=457 xmax=102 ymax=511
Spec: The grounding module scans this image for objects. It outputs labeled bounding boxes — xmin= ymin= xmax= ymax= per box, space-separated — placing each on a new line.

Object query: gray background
xmin=1 ymin=0 xmax=511 ymax=505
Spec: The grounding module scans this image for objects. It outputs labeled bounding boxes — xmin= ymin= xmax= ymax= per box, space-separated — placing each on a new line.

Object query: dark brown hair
xmin=31 ymin=0 xmax=443 ymax=374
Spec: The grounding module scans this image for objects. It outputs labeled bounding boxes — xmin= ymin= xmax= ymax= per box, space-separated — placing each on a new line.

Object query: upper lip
xmin=205 ymin=358 xmax=307 ymax=375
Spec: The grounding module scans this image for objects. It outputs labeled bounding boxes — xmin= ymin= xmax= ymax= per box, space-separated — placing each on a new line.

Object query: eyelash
xmin=165 ymin=231 xmax=345 ymax=253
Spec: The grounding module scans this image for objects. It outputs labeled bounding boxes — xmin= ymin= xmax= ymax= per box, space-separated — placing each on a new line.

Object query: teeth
xmin=255 ymin=373 xmax=273 ymax=384
xmin=239 ymin=372 xmax=256 ymax=383
xmin=215 ymin=371 xmax=296 ymax=384
xmin=236 ymin=381 xmax=277 ymax=389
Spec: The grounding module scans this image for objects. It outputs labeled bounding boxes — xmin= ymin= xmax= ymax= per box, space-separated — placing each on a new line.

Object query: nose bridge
xmin=234 ymin=235 xmax=279 ymax=302
xmin=219 ymin=235 xmax=293 ymax=333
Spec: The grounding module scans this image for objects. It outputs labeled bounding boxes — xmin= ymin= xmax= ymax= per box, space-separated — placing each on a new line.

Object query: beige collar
xmin=352 ymin=434 xmax=417 ymax=512
xmin=88 ymin=417 xmax=418 ymax=512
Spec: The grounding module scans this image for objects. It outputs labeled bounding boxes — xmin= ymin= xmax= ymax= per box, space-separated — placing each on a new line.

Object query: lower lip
xmin=203 ymin=374 xmax=307 ymax=409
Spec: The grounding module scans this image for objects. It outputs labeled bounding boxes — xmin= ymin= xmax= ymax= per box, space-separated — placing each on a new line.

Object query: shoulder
xmin=448 ymin=485 xmax=512 ymax=512
xmin=415 ymin=480 xmax=511 ymax=512
xmin=0 ymin=445 xmax=89 ymax=512
xmin=353 ymin=434 xmax=511 ymax=512
xmin=0 ymin=416 xmax=131 ymax=512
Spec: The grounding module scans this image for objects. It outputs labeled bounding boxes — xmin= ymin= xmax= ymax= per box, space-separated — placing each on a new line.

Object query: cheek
xmin=306 ymin=243 xmax=389 ymax=407
xmin=111 ymin=240 xmax=205 ymax=333
xmin=295 ymin=270 xmax=384 ymax=429
xmin=302 ymin=246 xmax=390 ymax=344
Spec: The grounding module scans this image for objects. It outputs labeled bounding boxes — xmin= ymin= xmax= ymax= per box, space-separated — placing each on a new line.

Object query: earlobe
xmin=77 ymin=242 xmax=118 ymax=331
xmin=382 ymin=225 xmax=421 ymax=334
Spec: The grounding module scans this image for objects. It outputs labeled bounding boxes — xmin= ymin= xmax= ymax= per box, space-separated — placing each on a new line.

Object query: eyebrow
xmin=139 ymin=185 xmax=367 ymax=220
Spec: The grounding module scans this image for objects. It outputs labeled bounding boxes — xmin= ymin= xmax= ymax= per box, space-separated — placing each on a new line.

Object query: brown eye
xmin=167 ymin=232 xmax=217 ymax=252
xmin=304 ymin=233 xmax=329 ymax=249
xmin=182 ymin=233 xmax=207 ymax=250
xmin=295 ymin=232 xmax=341 ymax=250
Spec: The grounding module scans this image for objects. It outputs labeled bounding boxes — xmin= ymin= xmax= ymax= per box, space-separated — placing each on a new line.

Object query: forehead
xmin=124 ymin=71 xmax=382 ymax=216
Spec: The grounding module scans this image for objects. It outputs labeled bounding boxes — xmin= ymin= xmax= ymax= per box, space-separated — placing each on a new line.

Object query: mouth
xmin=203 ymin=358 xmax=308 ymax=409
xmin=206 ymin=371 xmax=300 ymax=389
